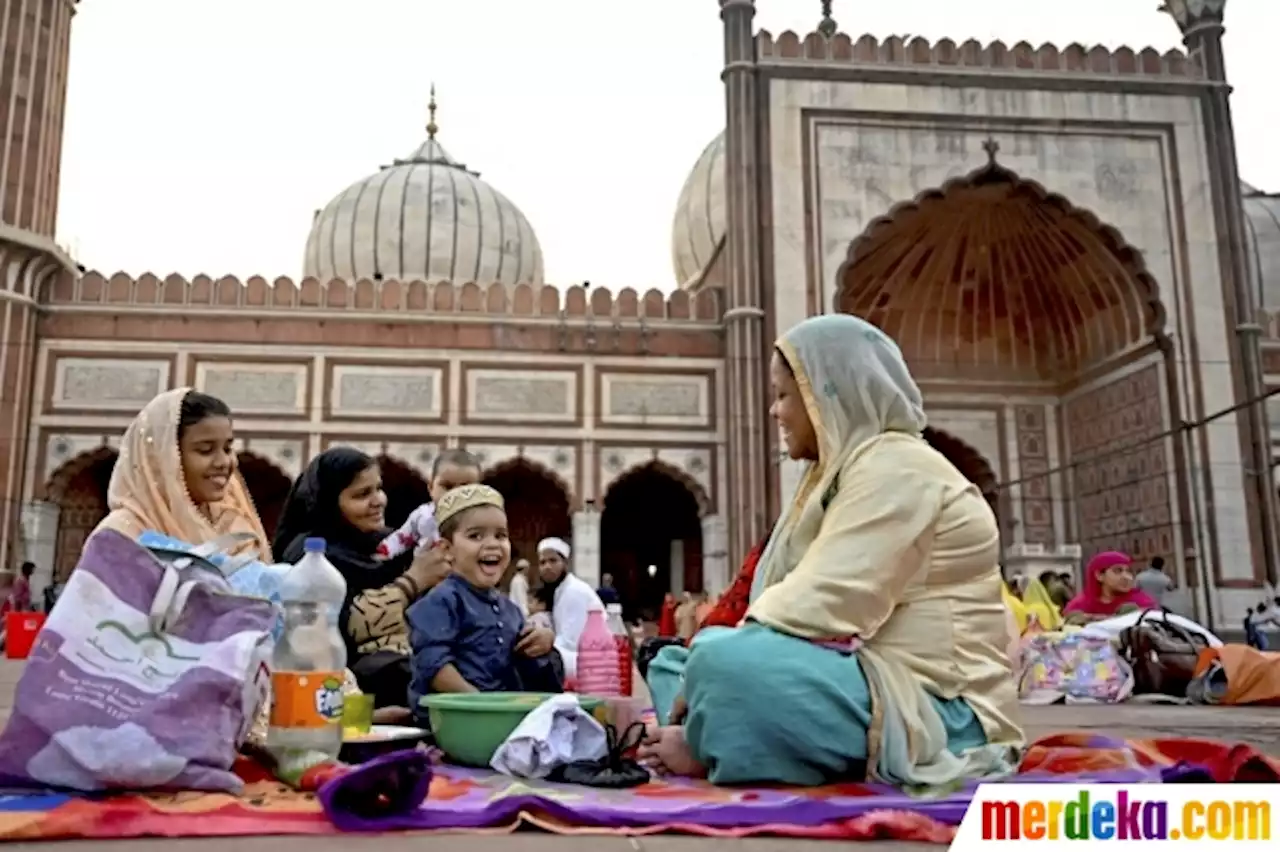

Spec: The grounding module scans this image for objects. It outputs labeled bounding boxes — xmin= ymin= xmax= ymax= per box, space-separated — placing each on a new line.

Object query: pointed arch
xmin=482 ymin=456 xmax=577 ymax=510
xmin=482 ymin=457 xmax=573 ymax=567
xmin=44 ymin=447 xmax=117 ymax=584
xmin=236 ymin=451 xmax=293 ymax=541
xmin=376 ymin=454 xmax=433 ymax=531
xmin=601 ymin=460 xmax=708 ymax=614
xmin=836 ymin=160 xmax=1168 ymax=383
xmin=43 ymin=445 xmax=117 ymax=503
xmin=602 ymin=459 xmax=711 ymax=518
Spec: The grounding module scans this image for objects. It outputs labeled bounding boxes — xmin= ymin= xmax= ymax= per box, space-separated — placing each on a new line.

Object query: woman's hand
xmin=668 ymin=694 xmax=688 ymax=725
xmin=405 ymin=545 xmax=452 ymax=594
xmin=514 ymin=625 xmax=555 ymax=657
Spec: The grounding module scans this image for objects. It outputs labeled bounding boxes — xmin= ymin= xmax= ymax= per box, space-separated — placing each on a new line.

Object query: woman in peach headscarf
xmin=93 ymin=388 xmax=270 ymax=560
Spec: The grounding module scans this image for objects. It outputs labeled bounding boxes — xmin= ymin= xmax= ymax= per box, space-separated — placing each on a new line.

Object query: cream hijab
xmin=753 ymin=314 xmax=926 ymax=596
xmin=94 ymin=388 xmax=271 ymax=559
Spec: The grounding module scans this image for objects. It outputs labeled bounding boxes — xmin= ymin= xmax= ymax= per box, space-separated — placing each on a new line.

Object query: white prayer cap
xmin=537 ymin=537 xmax=571 ymax=559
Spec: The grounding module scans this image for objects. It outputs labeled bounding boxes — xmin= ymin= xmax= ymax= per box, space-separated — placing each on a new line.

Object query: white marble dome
xmin=1244 ymin=182 xmax=1280 ymax=310
xmin=670 ymin=132 xmax=726 ymax=291
xmin=304 ymin=117 xmax=544 ymax=286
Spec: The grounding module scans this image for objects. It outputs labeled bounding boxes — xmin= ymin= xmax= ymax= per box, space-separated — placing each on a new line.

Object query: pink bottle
xmin=575 ymin=609 xmax=621 ymax=696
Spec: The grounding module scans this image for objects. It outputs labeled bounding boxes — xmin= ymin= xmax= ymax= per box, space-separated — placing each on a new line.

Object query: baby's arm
xmin=377 ymin=505 xmax=430 ymax=560
xmin=407 ymin=587 xmax=477 ymax=694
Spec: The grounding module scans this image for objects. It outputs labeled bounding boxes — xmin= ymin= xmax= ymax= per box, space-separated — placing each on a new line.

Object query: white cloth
xmin=508 ymin=572 xmax=530 ymax=617
xmin=1077 ymin=610 xmax=1222 ymax=647
xmin=489 ymin=694 xmax=608 ymax=779
xmin=552 ymin=574 xmax=605 ymax=680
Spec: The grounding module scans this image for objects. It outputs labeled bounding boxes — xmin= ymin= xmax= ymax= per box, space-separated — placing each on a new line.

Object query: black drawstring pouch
xmin=547 ymin=721 xmax=650 ymax=789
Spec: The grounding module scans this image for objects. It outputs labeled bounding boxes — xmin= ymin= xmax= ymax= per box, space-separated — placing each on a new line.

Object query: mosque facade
xmin=1 ymin=0 xmax=1279 ymax=628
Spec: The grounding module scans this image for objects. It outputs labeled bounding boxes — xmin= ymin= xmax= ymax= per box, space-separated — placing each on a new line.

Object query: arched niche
xmin=483 ymin=457 xmax=573 ymax=576
xmin=377 ymin=454 xmax=433 ymax=532
xmin=836 ymin=158 xmax=1168 ymax=385
xmin=43 ymin=447 xmax=117 ymax=583
xmin=600 ymin=460 xmax=707 ymax=620
xmin=237 ymin=451 xmax=293 ymax=543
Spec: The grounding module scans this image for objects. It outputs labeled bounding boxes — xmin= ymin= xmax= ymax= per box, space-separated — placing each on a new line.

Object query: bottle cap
xmin=303 ymin=537 xmax=326 ymax=553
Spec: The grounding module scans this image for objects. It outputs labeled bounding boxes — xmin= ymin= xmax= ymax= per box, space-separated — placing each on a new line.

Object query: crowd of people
xmin=15 ymin=311 xmax=1219 ymax=790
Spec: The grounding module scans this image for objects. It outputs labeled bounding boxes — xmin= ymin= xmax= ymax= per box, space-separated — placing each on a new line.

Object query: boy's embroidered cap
xmin=435 ymin=483 xmax=504 ymax=527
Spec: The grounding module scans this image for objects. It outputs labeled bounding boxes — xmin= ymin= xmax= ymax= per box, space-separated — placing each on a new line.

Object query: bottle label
xmin=269 ymin=670 xmax=345 ymax=729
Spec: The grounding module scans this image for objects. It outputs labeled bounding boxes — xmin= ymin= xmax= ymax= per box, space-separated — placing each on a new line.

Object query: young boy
xmin=376 ymin=448 xmax=483 ymax=560
xmin=405 ymin=484 xmax=562 ymax=720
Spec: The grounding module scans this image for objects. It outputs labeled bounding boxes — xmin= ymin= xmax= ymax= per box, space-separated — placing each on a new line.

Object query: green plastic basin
xmin=421 ymin=692 xmax=606 ymax=767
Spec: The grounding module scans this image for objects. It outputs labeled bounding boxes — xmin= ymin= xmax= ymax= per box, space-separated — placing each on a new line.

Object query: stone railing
xmin=756 ymin=30 xmax=1200 ymax=79
xmin=46 ymin=272 xmax=724 ymax=323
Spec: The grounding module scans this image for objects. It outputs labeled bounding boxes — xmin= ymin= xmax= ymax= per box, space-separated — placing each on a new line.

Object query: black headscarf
xmin=273 ymin=447 xmax=413 ymax=656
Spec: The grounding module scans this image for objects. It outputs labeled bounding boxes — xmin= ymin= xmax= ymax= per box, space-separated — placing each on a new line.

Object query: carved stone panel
xmin=331 ymin=365 xmax=442 ymax=420
xmin=195 ymin=362 xmax=308 ymax=416
xmin=600 ymin=373 xmax=711 ymax=428
xmin=466 ymin=368 xmax=577 ymax=424
xmin=51 ymin=357 xmax=170 ymax=411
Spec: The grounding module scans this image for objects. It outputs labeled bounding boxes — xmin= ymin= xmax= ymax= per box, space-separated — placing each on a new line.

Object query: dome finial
xmin=817 ymin=0 xmax=836 ymax=38
xmin=427 ymin=84 xmax=439 ymax=140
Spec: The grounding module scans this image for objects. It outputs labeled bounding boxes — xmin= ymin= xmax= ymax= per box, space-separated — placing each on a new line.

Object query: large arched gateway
xmin=834 ymin=156 xmax=1189 ymax=577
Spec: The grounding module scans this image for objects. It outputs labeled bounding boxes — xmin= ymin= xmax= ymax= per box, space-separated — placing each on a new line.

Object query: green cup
xmin=342 ymin=693 xmax=375 ymax=735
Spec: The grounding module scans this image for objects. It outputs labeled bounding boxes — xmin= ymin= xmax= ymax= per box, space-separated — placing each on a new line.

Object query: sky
xmin=56 ymin=0 xmax=1278 ymax=293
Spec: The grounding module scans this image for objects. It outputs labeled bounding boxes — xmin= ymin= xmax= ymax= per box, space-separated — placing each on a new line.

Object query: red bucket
xmin=5 ymin=611 xmax=46 ymax=659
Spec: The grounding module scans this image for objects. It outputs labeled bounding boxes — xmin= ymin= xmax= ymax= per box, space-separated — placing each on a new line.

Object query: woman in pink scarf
xmin=1063 ymin=551 xmax=1157 ymax=622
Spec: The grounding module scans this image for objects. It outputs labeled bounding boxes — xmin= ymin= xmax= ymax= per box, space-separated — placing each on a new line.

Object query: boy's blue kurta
xmin=406 ymin=574 xmax=528 ymax=711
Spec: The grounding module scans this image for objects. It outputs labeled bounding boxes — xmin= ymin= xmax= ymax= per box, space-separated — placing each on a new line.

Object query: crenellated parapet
xmin=756 ymin=30 xmax=1200 ymax=79
xmin=47 ymin=272 xmax=724 ymax=323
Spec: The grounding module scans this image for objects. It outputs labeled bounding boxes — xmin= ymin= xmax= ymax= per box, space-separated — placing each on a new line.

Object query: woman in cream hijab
xmin=640 ymin=315 xmax=1023 ymax=787
xmin=94 ymin=388 xmax=270 ymax=559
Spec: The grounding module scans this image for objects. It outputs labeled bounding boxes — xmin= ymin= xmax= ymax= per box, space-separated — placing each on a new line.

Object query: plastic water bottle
xmin=267 ymin=537 xmax=348 ymax=756
xmin=605 ymin=604 xmax=633 ymax=697
xmin=576 ymin=609 xmax=621 ymax=696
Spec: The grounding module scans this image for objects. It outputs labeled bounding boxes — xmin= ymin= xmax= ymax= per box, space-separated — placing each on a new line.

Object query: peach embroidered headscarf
xmin=94 ymin=387 xmax=271 ymax=560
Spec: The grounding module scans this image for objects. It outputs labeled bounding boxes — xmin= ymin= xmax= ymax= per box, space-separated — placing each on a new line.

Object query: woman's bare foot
xmin=637 ymin=725 xmax=707 ymax=778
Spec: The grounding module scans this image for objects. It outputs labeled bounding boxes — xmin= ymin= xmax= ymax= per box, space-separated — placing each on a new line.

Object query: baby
xmin=376 ymin=448 xmax=482 ymax=560
xmin=527 ymin=585 xmax=554 ymax=631
xmin=405 ymin=484 xmax=563 ymax=719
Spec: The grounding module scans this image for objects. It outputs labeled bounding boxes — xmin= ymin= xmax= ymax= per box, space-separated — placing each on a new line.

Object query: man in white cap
xmin=536 ymin=536 xmax=605 ymax=680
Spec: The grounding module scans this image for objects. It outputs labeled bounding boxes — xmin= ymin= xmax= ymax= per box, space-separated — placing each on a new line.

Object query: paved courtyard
xmin=1 ymin=658 xmax=1277 ymax=851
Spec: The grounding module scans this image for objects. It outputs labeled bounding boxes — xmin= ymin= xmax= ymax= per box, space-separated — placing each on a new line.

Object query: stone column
xmin=700 ymin=514 xmax=729 ymax=594
xmin=720 ymin=0 xmax=771 ymax=568
xmin=19 ymin=500 xmax=59 ymax=603
xmin=571 ymin=503 xmax=601 ymax=588
xmin=1161 ymin=0 xmax=1280 ymax=588
xmin=0 ymin=0 xmax=80 ymax=569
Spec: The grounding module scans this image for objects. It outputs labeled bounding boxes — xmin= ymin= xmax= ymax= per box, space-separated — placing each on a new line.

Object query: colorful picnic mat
xmin=0 ymin=734 xmax=1276 ymax=843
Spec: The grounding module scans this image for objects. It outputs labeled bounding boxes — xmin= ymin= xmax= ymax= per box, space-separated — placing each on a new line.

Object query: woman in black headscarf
xmin=273 ymin=447 xmax=449 ymax=709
